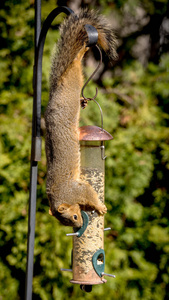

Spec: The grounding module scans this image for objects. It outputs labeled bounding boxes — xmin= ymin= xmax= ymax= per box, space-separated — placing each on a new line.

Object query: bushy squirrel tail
xmin=50 ymin=8 xmax=118 ymax=93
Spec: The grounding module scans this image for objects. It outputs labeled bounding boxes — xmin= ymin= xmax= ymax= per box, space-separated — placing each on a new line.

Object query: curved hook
xmin=81 ymin=45 xmax=102 ymax=101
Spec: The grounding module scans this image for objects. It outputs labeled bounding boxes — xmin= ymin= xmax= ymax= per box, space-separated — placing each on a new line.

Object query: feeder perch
xmin=67 ymin=125 xmax=113 ymax=287
xmin=66 ymin=211 xmax=89 ymax=237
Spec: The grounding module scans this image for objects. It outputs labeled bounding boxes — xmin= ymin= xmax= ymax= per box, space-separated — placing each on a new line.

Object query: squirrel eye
xmin=73 ymin=215 xmax=78 ymax=220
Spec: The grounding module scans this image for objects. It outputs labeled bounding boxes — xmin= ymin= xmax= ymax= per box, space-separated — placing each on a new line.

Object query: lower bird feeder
xmin=62 ymin=125 xmax=115 ymax=291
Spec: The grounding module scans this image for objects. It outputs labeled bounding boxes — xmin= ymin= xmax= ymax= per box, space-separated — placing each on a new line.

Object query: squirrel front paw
xmin=95 ymin=203 xmax=107 ymax=215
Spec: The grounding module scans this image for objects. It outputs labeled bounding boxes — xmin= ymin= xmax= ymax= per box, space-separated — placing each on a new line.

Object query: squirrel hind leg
xmin=75 ymin=45 xmax=89 ymax=62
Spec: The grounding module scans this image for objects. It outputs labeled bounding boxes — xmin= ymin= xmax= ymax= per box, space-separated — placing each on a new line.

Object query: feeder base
xmin=70 ymin=279 xmax=107 ymax=285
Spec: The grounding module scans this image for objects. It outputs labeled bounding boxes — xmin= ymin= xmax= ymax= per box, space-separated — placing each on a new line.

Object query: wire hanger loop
xmin=81 ymin=45 xmax=102 ymax=101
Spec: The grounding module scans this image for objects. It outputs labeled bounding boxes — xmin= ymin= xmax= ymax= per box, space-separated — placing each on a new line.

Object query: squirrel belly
xmin=44 ymin=9 xmax=117 ymax=227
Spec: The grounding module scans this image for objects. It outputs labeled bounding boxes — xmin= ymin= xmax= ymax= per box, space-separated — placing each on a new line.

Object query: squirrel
xmin=44 ymin=9 xmax=117 ymax=227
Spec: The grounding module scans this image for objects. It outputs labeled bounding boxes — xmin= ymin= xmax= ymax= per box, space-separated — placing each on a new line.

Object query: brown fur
xmin=45 ymin=9 xmax=117 ymax=227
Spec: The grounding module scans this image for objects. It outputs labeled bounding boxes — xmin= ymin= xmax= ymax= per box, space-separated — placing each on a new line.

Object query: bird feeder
xmin=59 ymin=19 xmax=115 ymax=292
xmin=63 ymin=125 xmax=115 ymax=292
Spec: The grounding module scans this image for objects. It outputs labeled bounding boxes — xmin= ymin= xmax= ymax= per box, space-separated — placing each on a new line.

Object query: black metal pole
xmin=25 ymin=4 xmax=74 ymax=300
xmin=25 ymin=1 xmax=41 ymax=300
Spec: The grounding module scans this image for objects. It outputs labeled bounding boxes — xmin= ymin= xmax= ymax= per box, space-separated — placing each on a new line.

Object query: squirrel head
xmin=55 ymin=203 xmax=83 ymax=227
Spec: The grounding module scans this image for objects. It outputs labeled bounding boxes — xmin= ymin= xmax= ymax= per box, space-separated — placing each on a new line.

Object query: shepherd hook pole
xmin=25 ymin=3 xmax=74 ymax=299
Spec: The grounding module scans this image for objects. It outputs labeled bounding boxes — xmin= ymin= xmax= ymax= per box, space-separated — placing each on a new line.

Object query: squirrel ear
xmin=49 ymin=209 xmax=53 ymax=215
xmin=58 ymin=203 xmax=70 ymax=213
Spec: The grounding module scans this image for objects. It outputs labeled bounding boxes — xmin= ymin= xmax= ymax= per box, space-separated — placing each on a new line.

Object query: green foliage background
xmin=0 ymin=0 xmax=169 ymax=299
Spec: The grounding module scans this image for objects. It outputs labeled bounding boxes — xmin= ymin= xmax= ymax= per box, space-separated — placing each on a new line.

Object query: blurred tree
xmin=0 ymin=0 xmax=169 ymax=299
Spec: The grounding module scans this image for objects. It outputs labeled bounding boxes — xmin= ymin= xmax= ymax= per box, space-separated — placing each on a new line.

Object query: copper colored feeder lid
xmin=79 ymin=125 xmax=113 ymax=141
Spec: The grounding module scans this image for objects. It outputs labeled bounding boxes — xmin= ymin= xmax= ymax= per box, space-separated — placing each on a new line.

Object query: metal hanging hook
xmin=81 ymin=44 xmax=102 ymax=101
xmin=80 ymin=44 xmax=107 ymax=160
xmin=80 ymin=45 xmax=104 ymax=131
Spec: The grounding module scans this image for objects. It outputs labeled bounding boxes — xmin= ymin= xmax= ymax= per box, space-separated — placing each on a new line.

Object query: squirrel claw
xmin=96 ymin=204 xmax=107 ymax=215
xmin=80 ymin=98 xmax=88 ymax=109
